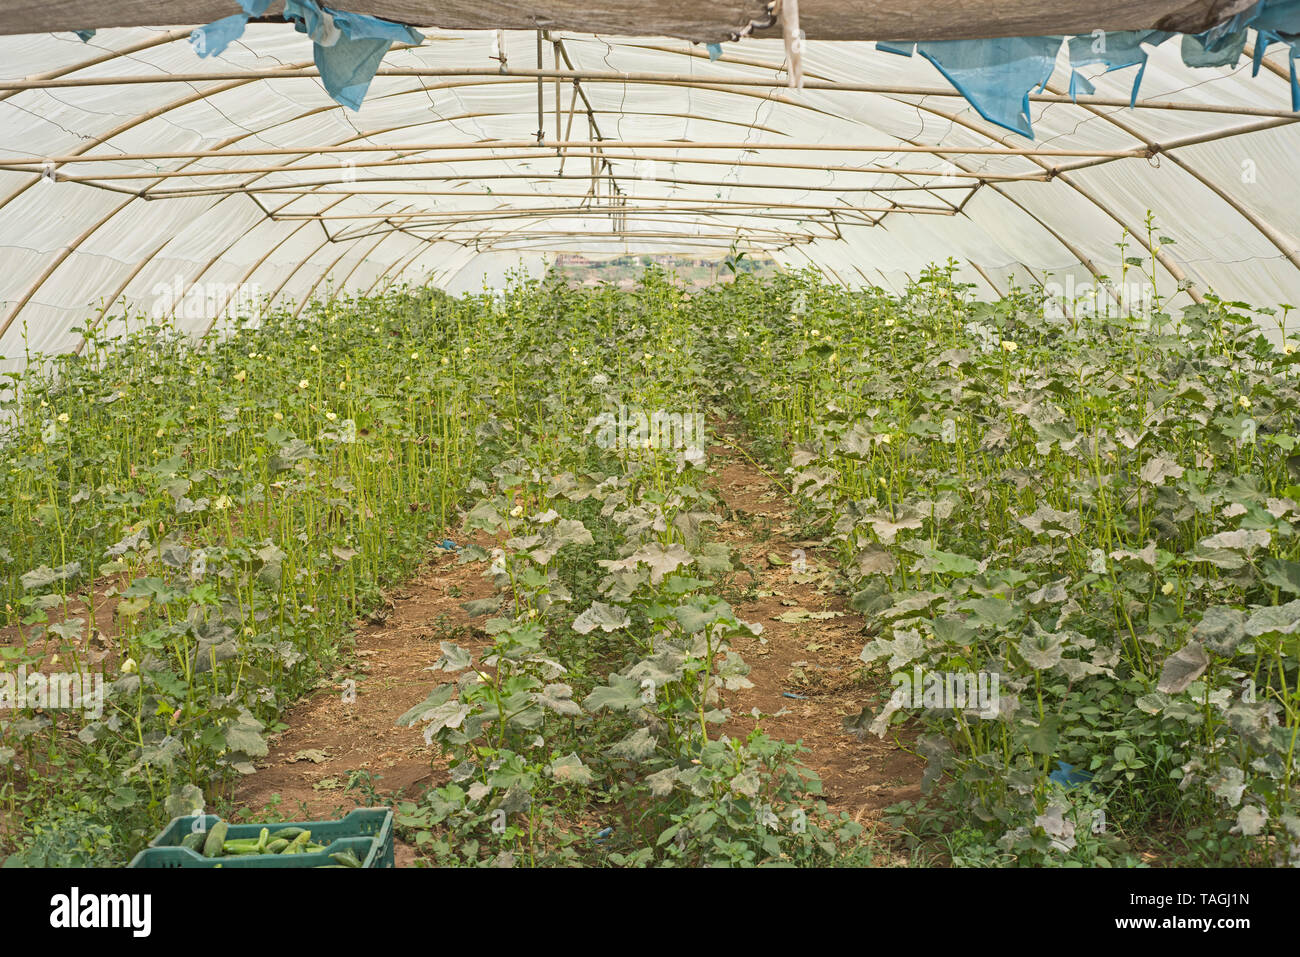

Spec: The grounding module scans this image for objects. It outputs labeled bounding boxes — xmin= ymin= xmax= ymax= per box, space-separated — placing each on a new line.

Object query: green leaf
xmin=434 ymin=642 xmax=472 ymax=671
xmin=1246 ymin=600 xmax=1300 ymax=636
xmin=222 ymin=710 xmax=267 ymax=757
xmin=1260 ymin=557 xmax=1300 ymax=594
xmin=1192 ymin=607 xmax=1247 ymax=655
xmin=548 ymin=753 xmax=594 ymax=785
xmin=396 ymin=683 xmax=455 ymax=726
xmin=605 ymin=727 xmax=657 ymax=762
xmin=582 ymin=674 xmax=645 ymax=712
xmin=572 ymin=601 xmax=631 ymax=635
xmin=533 ymin=682 xmax=582 ymax=716
xmin=1156 ymin=641 xmax=1209 ymax=694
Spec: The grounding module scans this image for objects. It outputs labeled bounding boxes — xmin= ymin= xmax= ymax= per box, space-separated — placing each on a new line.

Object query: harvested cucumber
xmin=329 ymin=849 xmax=363 ymax=868
xmin=265 ymin=838 xmax=290 ymax=854
xmin=222 ymin=845 xmax=263 ymax=855
xmin=181 ymin=832 xmax=205 ymax=853
xmin=271 ymin=827 xmax=306 ymax=840
xmin=202 ymin=821 xmax=228 ymax=858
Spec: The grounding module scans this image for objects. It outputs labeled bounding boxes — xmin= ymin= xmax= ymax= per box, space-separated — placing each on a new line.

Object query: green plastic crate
xmin=129 ymin=807 xmax=394 ymax=868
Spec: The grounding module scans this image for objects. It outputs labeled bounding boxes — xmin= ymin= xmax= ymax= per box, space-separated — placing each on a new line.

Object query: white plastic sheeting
xmin=0 ymin=25 xmax=1297 ymax=368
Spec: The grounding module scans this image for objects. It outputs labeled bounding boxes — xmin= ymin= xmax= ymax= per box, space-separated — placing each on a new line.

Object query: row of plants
xmin=0 ymin=286 xmax=489 ymax=864
xmin=692 ymin=255 xmax=1300 ymax=865
xmin=394 ymin=270 xmax=873 ymax=865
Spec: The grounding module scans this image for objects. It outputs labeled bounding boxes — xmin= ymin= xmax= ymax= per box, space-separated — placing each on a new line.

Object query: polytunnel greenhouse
xmin=0 ymin=0 xmax=1298 ymax=897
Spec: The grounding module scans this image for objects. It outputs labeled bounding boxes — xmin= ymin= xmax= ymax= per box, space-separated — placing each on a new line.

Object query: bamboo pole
xmin=9 ymin=139 xmax=1150 ymax=167
xmin=0 ymin=64 xmax=1295 ymax=121
xmin=0 ymin=28 xmax=192 ymax=105
xmin=273 ymin=203 xmax=952 ymax=220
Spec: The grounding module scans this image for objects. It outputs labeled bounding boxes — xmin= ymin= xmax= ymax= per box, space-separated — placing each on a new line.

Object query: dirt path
xmin=232 ymin=433 xmax=922 ymax=863
xmin=707 ymin=430 xmax=923 ymax=826
xmin=231 ymin=539 xmax=496 ymax=866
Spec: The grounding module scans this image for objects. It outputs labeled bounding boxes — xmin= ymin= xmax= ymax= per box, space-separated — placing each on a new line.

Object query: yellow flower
xmin=57 ymin=412 xmax=69 ymax=423
xmin=298 ymin=379 xmax=309 ymax=390
xmin=234 ymin=369 xmax=247 ymax=382
xmin=121 ymin=657 xmax=137 ymax=674
xmin=1161 ymin=581 xmax=1175 ymax=596
xmin=325 ymin=411 xmax=337 ymax=422
xmin=810 ymin=329 xmax=820 ymax=337
xmin=462 ymin=347 xmax=471 ymax=356
xmin=441 ymin=357 xmax=449 ymax=366
xmin=1237 ymin=395 xmax=1251 ymax=409
xmin=273 ymin=411 xmax=283 ymax=421
xmin=310 ymin=344 xmax=320 ymax=353
xmin=1001 ymin=340 xmax=1018 ymax=353
xmin=155 ymin=428 xmax=165 ymax=438
xmin=410 ymin=352 xmax=419 ymax=360
xmin=510 ymin=505 xmax=523 ymax=518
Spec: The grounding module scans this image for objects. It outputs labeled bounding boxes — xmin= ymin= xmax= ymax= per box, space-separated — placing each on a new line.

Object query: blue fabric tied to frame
xmin=190 ymin=1 xmax=272 ymax=58
xmin=1181 ymin=29 xmax=1250 ymax=68
xmin=190 ymin=14 xmax=253 ymax=58
xmin=1066 ymin=30 xmax=1172 ymax=106
xmin=878 ymin=37 xmax=1060 ymax=137
xmin=190 ymin=0 xmax=422 ymax=110
xmin=308 ymin=5 xmax=424 ymax=110
xmin=875 ymin=0 xmax=1300 ymax=141
xmin=180 ymin=0 xmax=1300 ymax=118
xmin=1252 ymin=0 xmax=1300 ymax=110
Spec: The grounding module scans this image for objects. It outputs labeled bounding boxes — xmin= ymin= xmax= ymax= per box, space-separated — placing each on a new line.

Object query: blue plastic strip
xmin=876 ymin=40 xmax=917 ymax=57
xmin=190 ymin=14 xmax=250 ymax=59
xmin=1068 ymin=30 xmax=1172 ymax=108
xmin=914 ymin=36 xmax=1061 ymax=137
xmin=1068 ymin=70 xmax=1095 ymax=100
xmin=1181 ymin=30 xmax=1249 ymax=67
xmin=188 ymin=0 xmax=422 ymax=110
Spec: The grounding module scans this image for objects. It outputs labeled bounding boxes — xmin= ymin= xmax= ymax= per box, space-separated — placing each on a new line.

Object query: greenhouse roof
xmin=0 ymin=1 xmax=1298 ymax=362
